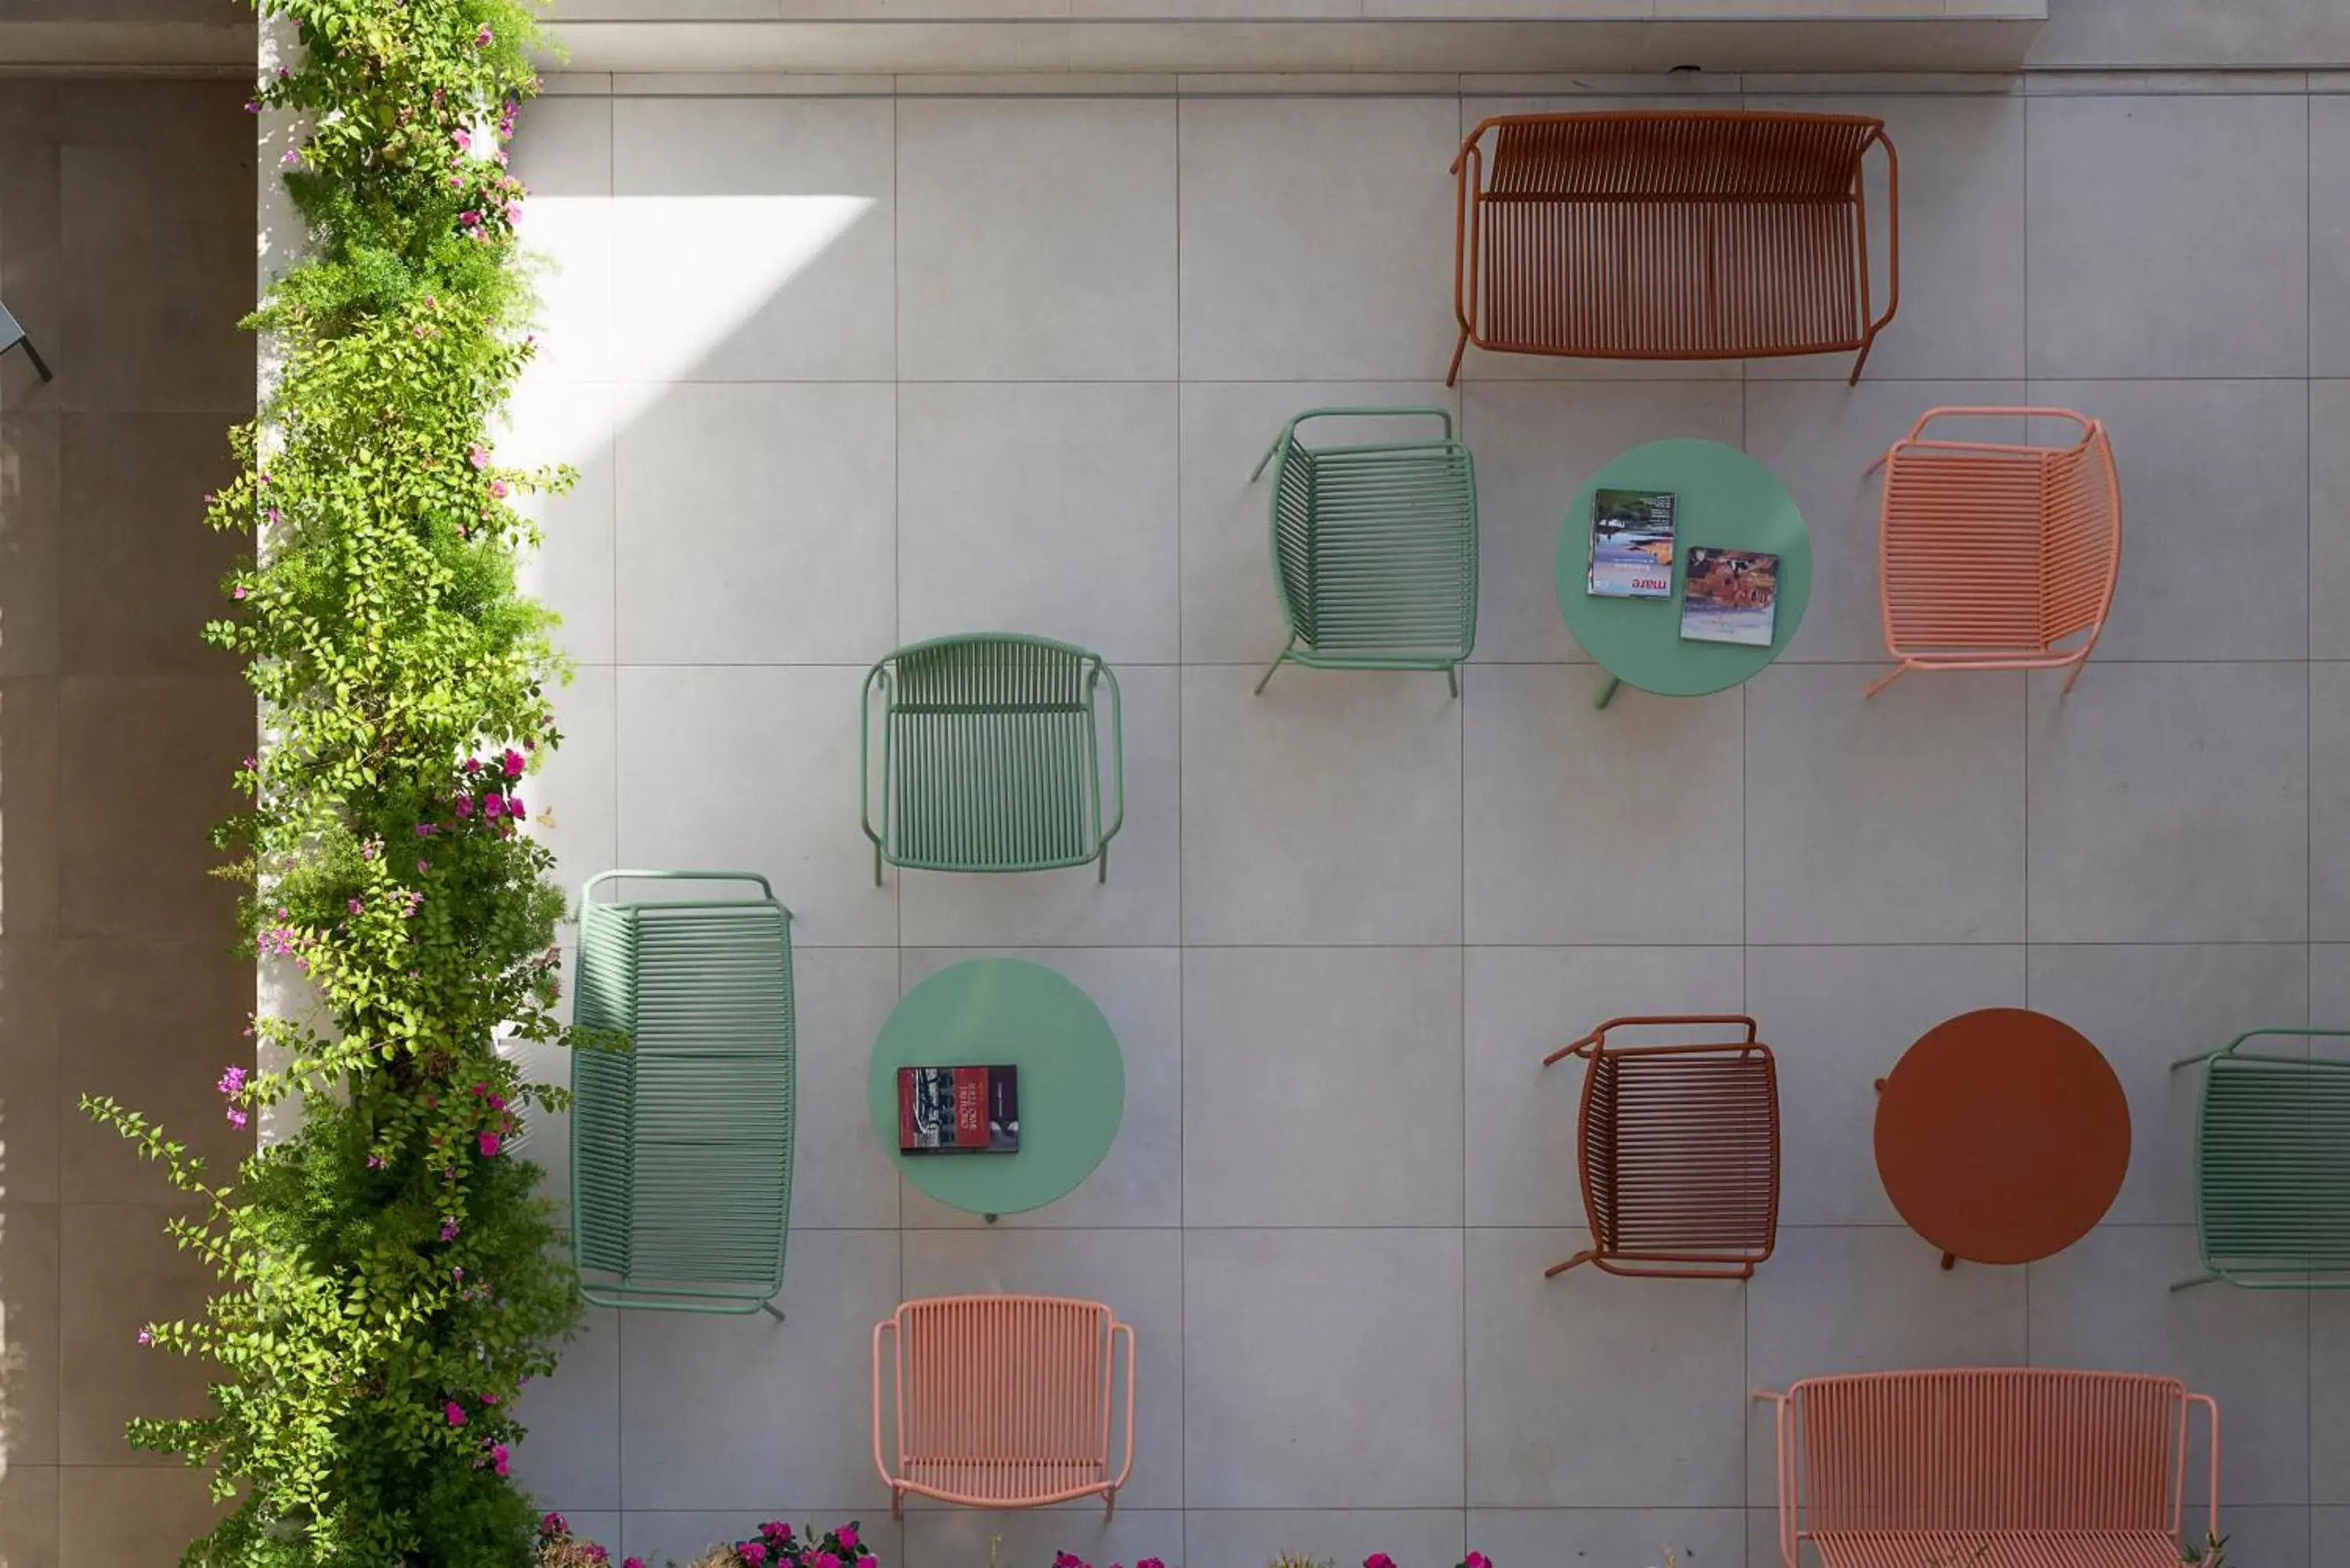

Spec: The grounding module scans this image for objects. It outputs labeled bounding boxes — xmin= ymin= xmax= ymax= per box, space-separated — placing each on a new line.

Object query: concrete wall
xmin=0 ymin=78 xmax=254 ymax=1568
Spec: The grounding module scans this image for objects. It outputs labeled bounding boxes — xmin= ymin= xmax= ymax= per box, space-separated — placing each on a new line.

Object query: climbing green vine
xmin=79 ymin=0 xmax=583 ymax=1562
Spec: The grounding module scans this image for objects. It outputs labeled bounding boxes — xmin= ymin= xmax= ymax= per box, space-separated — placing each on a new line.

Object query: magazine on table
xmin=897 ymin=1064 xmax=1021 ymax=1154
xmin=1586 ymin=489 xmax=1677 ymax=600
xmin=1679 ymin=547 xmax=1780 ymax=647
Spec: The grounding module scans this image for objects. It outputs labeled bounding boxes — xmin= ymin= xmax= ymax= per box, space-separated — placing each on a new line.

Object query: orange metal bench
xmin=1756 ymin=1367 xmax=2218 ymax=1568
xmin=872 ymin=1294 xmax=1136 ymax=1516
xmin=1448 ymin=110 xmax=1898 ymax=385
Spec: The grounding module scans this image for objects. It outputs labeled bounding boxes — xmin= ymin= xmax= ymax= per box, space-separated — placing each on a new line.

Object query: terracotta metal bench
xmin=1756 ymin=1367 xmax=2218 ymax=1568
xmin=872 ymin=1294 xmax=1136 ymax=1516
xmin=1448 ymin=110 xmax=1897 ymax=385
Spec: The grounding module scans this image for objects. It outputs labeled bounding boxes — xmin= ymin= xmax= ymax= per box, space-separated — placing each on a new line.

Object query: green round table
xmin=1556 ymin=438 xmax=1812 ymax=707
xmin=868 ymin=958 xmax=1123 ymax=1221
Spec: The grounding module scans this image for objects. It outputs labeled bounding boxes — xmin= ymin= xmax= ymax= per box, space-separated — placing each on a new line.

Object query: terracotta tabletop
xmin=1873 ymin=1007 xmax=2130 ymax=1268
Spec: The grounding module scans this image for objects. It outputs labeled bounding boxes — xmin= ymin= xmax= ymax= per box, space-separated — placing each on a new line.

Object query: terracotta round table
xmin=1873 ymin=1007 xmax=2129 ymax=1269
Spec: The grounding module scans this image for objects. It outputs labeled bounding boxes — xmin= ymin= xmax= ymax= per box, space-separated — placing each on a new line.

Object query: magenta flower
xmin=482 ymin=794 xmax=504 ymax=820
xmin=454 ymin=796 xmax=474 ymax=819
xmin=478 ymin=1133 xmax=501 ymax=1158
xmin=457 ymin=208 xmax=481 ymax=229
xmin=276 ymin=63 xmax=288 ymax=78
xmin=463 ymin=757 xmax=482 ymax=774
xmin=626 ymin=1559 xmax=647 ymax=1568
xmin=226 ymin=1107 xmax=249 ymax=1130
xmin=266 ymin=506 xmax=280 ymax=524
xmin=281 ymin=148 xmax=300 ymax=168
xmin=137 ymin=1328 xmax=154 ymax=1346
xmin=367 ymin=1153 xmax=385 ymax=1169
xmin=439 ymin=1216 xmax=459 ymax=1242
xmin=217 ymin=1064 xmax=247 ymax=1097
xmin=487 ymin=479 xmax=508 ymax=500
xmin=837 ymin=1525 xmax=859 ymax=1550
xmin=503 ymin=746 xmax=526 ymax=778
xmin=1137 ymin=1560 xmax=1163 ymax=1568
xmin=1465 ymin=1555 xmax=1491 ymax=1568
xmin=740 ymin=1545 xmax=767 ymax=1567
xmin=475 ymin=21 xmax=493 ymax=43
xmin=454 ymin=128 xmax=472 ymax=153
xmin=1366 ymin=1557 xmax=1397 ymax=1568
xmin=418 ymin=859 xmax=430 ymax=874
xmin=468 ymin=444 xmax=489 ymax=469
xmin=543 ymin=1513 xmax=570 ymax=1537
xmin=491 ymin=1442 xmax=509 ymax=1476
xmin=415 ymin=822 xmax=433 ymax=837
xmin=508 ymin=797 xmax=526 ymax=819
xmin=811 ymin=1552 xmax=839 ymax=1568
xmin=444 ymin=1401 xmax=465 ymax=1426
xmin=348 ymin=898 xmax=363 ymax=915
xmin=233 ymin=584 xmax=248 ymax=599
xmin=449 ymin=175 xmax=465 ymax=191
xmin=585 ymin=1547 xmax=609 ymax=1566
xmin=244 ymin=99 xmax=258 ymax=114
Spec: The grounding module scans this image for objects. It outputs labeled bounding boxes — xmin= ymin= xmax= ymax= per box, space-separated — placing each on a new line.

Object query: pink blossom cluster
xmin=730 ymin=1519 xmax=876 ymax=1568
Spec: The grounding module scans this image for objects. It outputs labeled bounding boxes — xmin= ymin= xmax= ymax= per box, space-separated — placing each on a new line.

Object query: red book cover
xmin=898 ymin=1065 xmax=1021 ymax=1154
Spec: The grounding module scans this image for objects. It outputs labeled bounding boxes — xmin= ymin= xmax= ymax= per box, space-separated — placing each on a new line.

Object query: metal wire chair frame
xmin=872 ymin=1293 xmax=1137 ymax=1517
xmin=570 ymin=869 xmax=795 ymax=1318
xmin=1754 ymin=1367 xmax=2218 ymax=1568
xmin=859 ymin=633 xmax=1125 ymax=883
xmin=1542 ymin=1013 xmax=1780 ymax=1280
xmin=1865 ymin=405 xmax=2122 ymax=699
xmin=2171 ymin=1027 xmax=2350 ymax=1291
xmin=1448 ymin=109 xmax=1899 ymax=386
xmin=1246 ymin=406 xmax=1480 ymax=697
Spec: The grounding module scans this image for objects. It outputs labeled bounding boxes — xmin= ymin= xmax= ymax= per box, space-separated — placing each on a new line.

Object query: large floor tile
xmin=0 ymin=410 xmax=59 ymax=680
xmin=1181 ymin=664 xmax=1462 ymax=945
xmin=59 ymin=1201 xmax=216 ymax=1465
xmin=0 ymin=1199 xmax=58 ymax=1468
xmin=533 ymin=663 xmax=617 ymax=927
xmin=613 ymin=382 xmax=895 ymax=665
xmin=1742 ymin=92 xmax=2025 ymax=382
xmin=898 ymin=946 xmax=1179 ymax=1230
xmin=898 ymin=98 xmax=1176 ymax=381
xmin=1459 ymin=379 xmax=1743 ymax=663
xmin=1189 ymin=1509 xmax=1467 ymax=1568
xmin=1179 ymin=383 xmax=1459 ymax=665
xmin=1742 ymin=386 xmax=2024 ymax=665
xmin=788 ymin=946 xmax=902 ymax=1230
xmin=2026 ymin=663 xmax=2308 ymax=943
xmin=1185 ymin=1227 xmax=1463 ymax=1508
xmin=57 ymin=1464 xmax=225 ymax=1568
xmin=1748 ymin=945 xmax=2026 ymax=1227
xmin=2316 ymin=1292 xmax=2350 ymax=1503
xmin=504 ymin=378 xmax=616 ymax=666
xmin=0 ymin=1465 xmax=56 ymax=1568
xmin=1464 ymin=946 xmax=1745 ymax=1229
xmin=1178 ymin=96 xmax=1459 ymax=381
xmin=900 ymin=1227 xmax=1182 ymax=1509
xmin=618 ymin=1228 xmax=899 ymax=1511
xmin=2318 ymin=663 xmax=2350 ymax=941
xmin=1745 ymin=1227 xmax=2029 ymax=1502
xmin=903 ymin=1509 xmax=1178 ymax=1568
xmin=2213 ymin=1508 xmax=2312 ymax=1568
xmin=1470 ymin=1507 xmax=1744 ymax=1568
xmin=612 ymin=96 xmax=894 ymax=382
xmin=897 ymin=666 xmax=1179 ymax=949
xmin=898 ymin=382 xmax=1177 ymax=665
xmin=2316 ymin=96 xmax=2350 ymax=377
xmin=56 ymin=938 xmax=248 ymax=1204
xmin=2028 ymin=1227 xmax=2308 ymax=1506
xmin=2028 ymin=944 xmax=2311 ymax=1227
xmin=59 ymin=675 xmax=247 ymax=945
xmin=616 ymin=665 xmax=897 ymax=948
xmin=2316 ymin=384 xmax=2350 ymax=660
xmin=509 ymin=1305 xmax=619 ymax=1513
xmin=2026 ymin=93 xmax=2308 ymax=379
xmin=1744 ymin=666 xmax=2025 ymax=944
xmin=508 ymin=96 xmax=615 ymax=385
xmin=0 ymin=676 xmax=59 ymax=939
xmin=0 ymin=937 xmax=59 ymax=1205
xmin=57 ymin=413 xmax=240 ymax=677
xmin=1465 ymin=665 xmax=1743 ymax=945
xmin=1184 ymin=947 xmax=1461 ymax=1227
xmin=1466 ymin=1228 xmax=1746 ymax=1508
xmin=2026 ymin=380 xmax=2308 ymax=661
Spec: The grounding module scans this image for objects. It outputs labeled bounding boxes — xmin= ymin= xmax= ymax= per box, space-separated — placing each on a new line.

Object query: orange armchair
xmin=1868 ymin=406 xmax=2120 ymax=697
xmin=1542 ymin=1014 xmax=1779 ymax=1280
xmin=872 ymin=1294 xmax=1136 ymax=1517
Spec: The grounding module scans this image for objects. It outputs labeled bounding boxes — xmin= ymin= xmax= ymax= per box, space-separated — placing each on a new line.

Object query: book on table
xmin=1587 ymin=488 xmax=1677 ymax=600
xmin=897 ymin=1064 xmax=1021 ymax=1154
xmin=1679 ymin=547 xmax=1780 ymax=647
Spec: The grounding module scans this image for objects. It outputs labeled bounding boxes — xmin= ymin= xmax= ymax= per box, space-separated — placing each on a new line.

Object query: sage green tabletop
xmin=1556 ymin=438 xmax=1812 ymax=703
xmin=868 ymin=957 xmax=1123 ymax=1218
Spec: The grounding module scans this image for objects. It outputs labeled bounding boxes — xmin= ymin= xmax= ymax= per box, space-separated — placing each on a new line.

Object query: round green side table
xmin=1556 ymin=438 xmax=1812 ymax=708
xmin=868 ymin=958 xmax=1123 ymax=1221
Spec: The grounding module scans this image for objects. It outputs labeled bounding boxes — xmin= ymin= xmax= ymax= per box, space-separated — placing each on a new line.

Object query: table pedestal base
xmin=1595 ymin=674 xmax=1621 ymax=709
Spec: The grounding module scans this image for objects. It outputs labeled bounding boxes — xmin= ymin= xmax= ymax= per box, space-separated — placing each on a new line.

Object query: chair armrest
xmin=1863 ymin=127 xmax=1900 ymax=341
xmin=1452 ymin=136 xmax=1484 ymax=345
xmin=1752 ymin=1390 xmax=1799 ymax=1568
xmin=859 ymin=661 xmax=891 ymax=854
xmin=1093 ymin=660 xmax=1125 ymax=851
xmin=872 ymin=1318 xmax=898 ymax=1490
xmin=2189 ymin=1392 xmax=2220 ymax=1547
xmin=1547 ymin=1013 xmax=1759 ymax=1066
xmin=1110 ymin=1321 xmax=1138 ymax=1492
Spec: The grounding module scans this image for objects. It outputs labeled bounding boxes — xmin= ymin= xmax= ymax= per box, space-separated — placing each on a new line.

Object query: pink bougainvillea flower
xmin=281 ymin=148 xmax=300 ymax=168
xmin=1365 ymin=1555 xmax=1397 ymax=1568
xmin=454 ymin=128 xmax=472 ymax=153
xmin=475 ymin=22 xmax=493 ymax=43
xmin=584 ymin=1547 xmax=609 ymax=1567
xmin=507 ymin=796 xmax=526 ymax=819
xmin=463 ymin=757 xmax=482 ymax=774
xmin=439 ymin=1216 xmax=459 ymax=1241
xmin=837 ymin=1525 xmax=859 ymax=1550
xmin=810 ymin=1552 xmax=839 ymax=1568
xmin=233 ymin=584 xmax=248 ymax=599
xmin=477 ymin=1133 xmax=501 ymax=1158
xmin=1464 ymin=1554 xmax=1492 ymax=1568
xmin=503 ymin=746 xmax=526 ymax=778
xmin=444 ymin=1402 xmax=465 ymax=1426
xmin=226 ymin=1107 xmax=248 ymax=1129
xmin=491 ymin=1442 xmax=509 ymax=1476
xmin=1137 ymin=1559 xmax=1164 ymax=1568
xmin=487 ymin=479 xmax=508 ymax=499
xmin=739 ymin=1543 xmax=767 ymax=1567
xmin=457 ymin=209 xmax=481 ymax=228
xmin=542 ymin=1512 xmax=569 ymax=1537
xmin=625 ymin=1560 xmax=646 ymax=1568
xmin=217 ymin=1064 xmax=246 ymax=1097
xmin=468 ymin=444 xmax=490 ymax=469
xmin=136 ymin=1328 xmax=154 ymax=1346
xmin=454 ymin=796 xmax=474 ymax=818
xmin=482 ymin=794 xmax=504 ymax=820
xmin=366 ymin=1153 xmax=385 ymax=1169
xmin=348 ymin=898 xmax=363 ymax=915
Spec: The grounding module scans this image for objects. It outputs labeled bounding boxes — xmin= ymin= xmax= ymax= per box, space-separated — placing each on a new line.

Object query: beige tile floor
xmin=500 ymin=70 xmax=2350 ymax=1568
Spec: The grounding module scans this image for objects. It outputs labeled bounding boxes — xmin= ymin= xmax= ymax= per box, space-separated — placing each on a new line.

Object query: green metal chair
xmin=2171 ymin=1027 xmax=2350 ymax=1290
xmin=571 ymin=870 xmax=795 ymax=1317
xmin=860 ymin=634 xmax=1123 ymax=883
xmin=1248 ymin=406 xmax=1478 ymax=696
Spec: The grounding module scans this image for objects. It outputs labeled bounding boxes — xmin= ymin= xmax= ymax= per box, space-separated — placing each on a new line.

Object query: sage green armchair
xmin=2171 ymin=1027 xmax=2350 ymax=1290
xmin=571 ymin=870 xmax=795 ymax=1317
xmin=861 ymin=634 xmax=1124 ymax=882
xmin=1249 ymin=406 xmax=1478 ymax=695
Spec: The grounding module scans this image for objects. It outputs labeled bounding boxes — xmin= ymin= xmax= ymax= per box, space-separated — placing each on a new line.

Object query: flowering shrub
xmin=75 ymin=0 xmax=583 ymax=1562
xmin=533 ymin=1516 xmax=876 ymax=1568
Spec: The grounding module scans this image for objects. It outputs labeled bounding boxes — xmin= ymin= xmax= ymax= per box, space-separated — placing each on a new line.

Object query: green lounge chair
xmin=861 ymin=634 xmax=1123 ymax=882
xmin=572 ymin=870 xmax=794 ymax=1317
xmin=2171 ymin=1027 xmax=2350 ymax=1289
xmin=1249 ymin=406 xmax=1478 ymax=695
